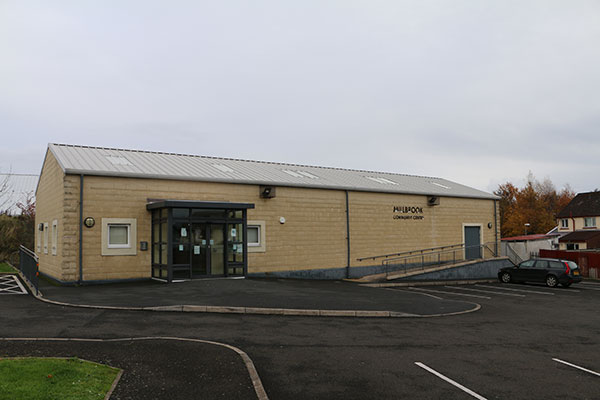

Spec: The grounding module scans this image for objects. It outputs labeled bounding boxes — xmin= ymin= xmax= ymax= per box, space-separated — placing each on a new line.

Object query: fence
xmin=381 ymin=242 xmax=497 ymax=279
xmin=17 ymin=245 xmax=39 ymax=295
xmin=539 ymin=249 xmax=600 ymax=278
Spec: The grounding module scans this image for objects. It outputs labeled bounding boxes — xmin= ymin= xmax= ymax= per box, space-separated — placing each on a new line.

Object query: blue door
xmin=464 ymin=226 xmax=481 ymax=260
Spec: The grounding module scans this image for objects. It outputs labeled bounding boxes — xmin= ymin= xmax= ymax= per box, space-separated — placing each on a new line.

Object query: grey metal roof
xmin=48 ymin=143 xmax=497 ymax=200
xmin=0 ymin=174 xmax=38 ymax=215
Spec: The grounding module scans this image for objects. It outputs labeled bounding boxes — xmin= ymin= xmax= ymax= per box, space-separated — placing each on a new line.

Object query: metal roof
xmin=0 ymin=174 xmax=38 ymax=215
xmin=47 ymin=143 xmax=497 ymax=200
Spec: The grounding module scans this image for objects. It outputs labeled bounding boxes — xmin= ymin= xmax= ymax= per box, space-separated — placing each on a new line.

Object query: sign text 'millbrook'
xmin=393 ymin=206 xmax=425 ymax=220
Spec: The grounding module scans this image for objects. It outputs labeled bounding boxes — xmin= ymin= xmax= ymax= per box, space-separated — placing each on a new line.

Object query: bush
xmin=0 ymin=214 xmax=34 ymax=262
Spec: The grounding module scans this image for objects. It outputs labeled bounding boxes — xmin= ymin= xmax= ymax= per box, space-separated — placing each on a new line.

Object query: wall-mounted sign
xmin=83 ymin=217 xmax=95 ymax=228
xmin=393 ymin=206 xmax=425 ymax=220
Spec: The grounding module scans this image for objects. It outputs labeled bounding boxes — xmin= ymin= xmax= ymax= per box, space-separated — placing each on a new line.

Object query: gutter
xmin=345 ymin=190 xmax=351 ymax=279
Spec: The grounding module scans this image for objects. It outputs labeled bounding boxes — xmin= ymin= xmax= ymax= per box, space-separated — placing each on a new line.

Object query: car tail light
xmin=564 ymin=262 xmax=570 ymax=274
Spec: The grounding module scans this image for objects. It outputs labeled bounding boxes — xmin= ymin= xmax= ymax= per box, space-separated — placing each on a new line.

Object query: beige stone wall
xmin=350 ymin=192 xmax=498 ymax=266
xmin=35 ymin=152 xmax=65 ymax=279
xmin=38 ymin=165 xmax=498 ymax=281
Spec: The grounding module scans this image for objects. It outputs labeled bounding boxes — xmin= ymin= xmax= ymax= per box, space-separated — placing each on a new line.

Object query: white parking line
xmin=444 ymin=286 xmax=525 ymax=297
xmin=579 ymin=286 xmax=600 ymax=291
xmin=506 ymin=284 xmax=580 ymax=293
xmin=409 ymin=287 xmax=491 ymax=299
xmin=581 ymin=281 xmax=600 ymax=286
xmin=475 ymin=284 xmax=554 ymax=295
xmin=552 ymin=358 xmax=600 ymax=377
xmin=415 ymin=362 xmax=488 ymax=400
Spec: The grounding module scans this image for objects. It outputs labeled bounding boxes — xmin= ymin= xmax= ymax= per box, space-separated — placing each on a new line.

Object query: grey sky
xmin=1 ymin=0 xmax=599 ymax=193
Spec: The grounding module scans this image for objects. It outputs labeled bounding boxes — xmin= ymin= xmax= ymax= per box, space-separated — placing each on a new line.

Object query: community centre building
xmin=34 ymin=143 xmax=500 ymax=284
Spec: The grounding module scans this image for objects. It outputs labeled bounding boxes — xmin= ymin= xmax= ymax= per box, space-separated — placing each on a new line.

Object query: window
xmin=584 ymin=217 xmax=596 ymax=228
xmin=108 ymin=224 xmax=130 ymax=248
xmin=247 ymin=220 xmax=266 ymax=253
xmin=566 ymin=243 xmax=580 ymax=250
xmin=37 ymin=227 xmax=41 ymax=253
xmin=247 ymin=226 xmax=260 ymax=247
xmin=102 ymin=218 xmax=137 ymax=256
xmin=561 ymin=219 xmax=569 ymax=228
xmin=43 ymin=222 xmax=48 ymax=254
xmin=51 ymin=220 xmax=58 ymax=256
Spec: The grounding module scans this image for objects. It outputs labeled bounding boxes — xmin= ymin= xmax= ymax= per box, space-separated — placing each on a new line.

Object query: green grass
xmin=0 ymin=262 xmax=15 ymax=273
xmin=0 ymin=357 xmax=120 ymax=400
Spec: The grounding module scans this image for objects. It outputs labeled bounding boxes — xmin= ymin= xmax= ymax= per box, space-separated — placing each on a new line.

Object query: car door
xmin=514 ymin=260 xmax=535 ymax=281
xmin=533 ymin=260 xmax=550 ymax=282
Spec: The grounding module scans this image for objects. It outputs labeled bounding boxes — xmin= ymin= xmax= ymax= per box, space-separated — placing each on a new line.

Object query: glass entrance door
xmin=191 ymin=223 xmax=225 ymax=276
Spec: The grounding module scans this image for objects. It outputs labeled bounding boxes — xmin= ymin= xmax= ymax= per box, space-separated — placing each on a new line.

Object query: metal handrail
xmin=17 ymin=245 xmax=39 ymax=295
xmin=356 ymin=243 xmax=465 ymax=262
xmin=381 ymin=242 xmax=498 ymax=279
xmin=503 ymin=243 xmax=523 ymax=266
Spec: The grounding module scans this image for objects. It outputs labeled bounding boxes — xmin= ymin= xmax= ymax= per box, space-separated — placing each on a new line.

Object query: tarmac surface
xmin=37 ymin=277 xmax=478 ymax=316
xmin=2 ymin=276 xmax=599 ymax=399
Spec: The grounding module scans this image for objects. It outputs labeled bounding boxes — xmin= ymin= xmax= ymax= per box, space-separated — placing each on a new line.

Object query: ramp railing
xmin=17 ymin=245 xmax=39 ymax=295
xmin=381 ymin=242 xmax=498 ymax=279
xmin=356 ymin=243 xmax=465 ymax=263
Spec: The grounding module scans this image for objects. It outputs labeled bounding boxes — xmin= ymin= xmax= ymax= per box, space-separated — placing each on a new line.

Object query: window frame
xmin=43 ymin=222 xmax=49 ymax=254
xmin=101 ymin=218 xmax=137 ymax=256
xmin=247 ymin=225 xmax=261 ymax=247
xmin=51 ymin=219 xmax=58 ymax=256
xmin=560 ymin=218 xmax=569 ymax=228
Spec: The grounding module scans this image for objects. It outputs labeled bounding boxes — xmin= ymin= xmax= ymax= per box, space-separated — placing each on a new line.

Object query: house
xmin=556 ymin=191 xmax=600 ymax=250
xmin=34 ymin=143 xmax=500 ymax=284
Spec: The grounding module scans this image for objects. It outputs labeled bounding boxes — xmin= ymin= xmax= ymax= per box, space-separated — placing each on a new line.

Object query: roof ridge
xmin=50 ymin=143 xmax=441 ymax=180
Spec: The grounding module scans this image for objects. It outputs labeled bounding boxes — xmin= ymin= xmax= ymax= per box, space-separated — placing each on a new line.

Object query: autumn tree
xmin=494 ymin=174 xmax=575 ymax=238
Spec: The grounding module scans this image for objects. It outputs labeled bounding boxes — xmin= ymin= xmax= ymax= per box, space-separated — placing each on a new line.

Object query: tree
xmin=494 ymin=174 xmax=575 ymax=238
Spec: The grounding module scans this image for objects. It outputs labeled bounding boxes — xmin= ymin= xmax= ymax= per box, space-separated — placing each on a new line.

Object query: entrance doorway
xmin=191 ymin=223 xmax=225 ymax=277
xmin=148 ymin=200 xmax=255 ymax=283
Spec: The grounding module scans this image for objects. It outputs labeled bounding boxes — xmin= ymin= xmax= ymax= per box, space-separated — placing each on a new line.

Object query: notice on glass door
xmin=194 ymin=245 xmax=200 ymax=255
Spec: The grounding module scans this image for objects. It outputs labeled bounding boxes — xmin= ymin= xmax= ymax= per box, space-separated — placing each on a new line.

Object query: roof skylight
xmin=106 ymin=156 xmax=132 ymax=166
xmin=212 ymin=164 xmax=234 ymax=173
xmin=282 ymin=169 xmax=319 ymax=179
xmin=365 ymin=176 xmax=398 ymax=185
xmin=430 ymin=181 xmax=451 ymax=189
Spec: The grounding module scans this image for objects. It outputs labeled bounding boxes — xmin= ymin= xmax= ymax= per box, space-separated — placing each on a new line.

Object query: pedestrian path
xmin=0 ymin=275 xmax=27 ymax=295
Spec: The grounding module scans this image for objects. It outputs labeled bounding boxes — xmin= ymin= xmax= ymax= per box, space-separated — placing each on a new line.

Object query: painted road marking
xmin=581 ymin=281 xmax=600 ymax=286
xmin=475 ymin=284 xmax=554 ymax=295
xmin=506 ymin=283 xmax=580 ymax=293
xmin=578 ymin=286 xmax=600 ymax=291
xmin=409 ymin=287 xmax=491 ymax=299
xmin=444 ymin=286 xmax=525 ymax=297
xmin=552 ymin=358 xmax=600 ymax=377
xmin=0 ymin=275 xmax=27 ymax=295
xmin=415 ymin=362 xmax=488 ymax=400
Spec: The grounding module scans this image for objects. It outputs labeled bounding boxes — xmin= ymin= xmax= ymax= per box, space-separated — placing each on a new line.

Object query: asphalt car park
xmin=1 ymin=277 xmax=599 ymax=399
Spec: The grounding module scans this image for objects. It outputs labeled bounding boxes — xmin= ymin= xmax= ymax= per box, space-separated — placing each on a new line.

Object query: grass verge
xmin=0 ymin=262 xmax=15 ymax=273
xmin=0 ymin=357 xmax=120 ymax=400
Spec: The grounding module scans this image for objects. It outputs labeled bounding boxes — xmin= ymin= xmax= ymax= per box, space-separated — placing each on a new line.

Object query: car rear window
xmin=567 ymin=261 xmax=579 ymax=270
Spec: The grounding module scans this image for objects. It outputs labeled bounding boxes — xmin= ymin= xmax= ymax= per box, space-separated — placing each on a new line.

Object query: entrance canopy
xmin=147 ymin=200 xmax=255 ymax=282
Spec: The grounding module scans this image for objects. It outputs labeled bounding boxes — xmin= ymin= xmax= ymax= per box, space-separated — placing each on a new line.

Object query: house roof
xmin=46 ymin=143 xmax=497 ymax=200
xmin=557 ymin=191 xmax=600 ymax=218
xmin=0 ymin=173 xmax=38 ymax=215
xmin=501 ymin=234 xmax=552 ymax=242
xmin=559 ymin=230 xmax=600 ymax=242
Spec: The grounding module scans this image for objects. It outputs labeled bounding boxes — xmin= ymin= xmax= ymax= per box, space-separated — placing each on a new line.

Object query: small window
xmin=561 ymin=219 xmax=569 ymax=228
xmin=51 ymin=220 xmax=58 ymax=256
xmin=566 ymin=243 xmax=580 ymax=250
xmin=108 ymin=224 xmax=130 ymax=248
xmin=584 ymin=217 xmax=596 ymax=228
xmin=43 ymin=222 xmax=49 ymax=254
xmin=37 ymin=228 xmax=41 ymax=252
xmin=247 ymin=226 xmax=260 ymax=247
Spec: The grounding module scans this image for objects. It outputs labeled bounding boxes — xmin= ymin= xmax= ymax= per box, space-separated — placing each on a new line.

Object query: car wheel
xmin=546 ymin=275 xmax=558 ymax=288
xmin=561 ymin=282 xmax=571 ymax=288
xmin=500 ymin=272 xmax=511 ymax=283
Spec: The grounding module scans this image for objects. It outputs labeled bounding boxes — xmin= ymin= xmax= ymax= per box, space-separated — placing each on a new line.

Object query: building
xmin=500 ymin=233 xmax=559 ymax=263
xmin=35 ymin=143 xmax=500 ymax=284
xmin=0 ymin=173 xmax=38 ymax=215
xmin=556 ymin=191 xmax=600 ymax=250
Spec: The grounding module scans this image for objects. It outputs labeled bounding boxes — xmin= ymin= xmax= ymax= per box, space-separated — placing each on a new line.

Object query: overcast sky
xmin=1 ymin=0 xmax=599 ymax=194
